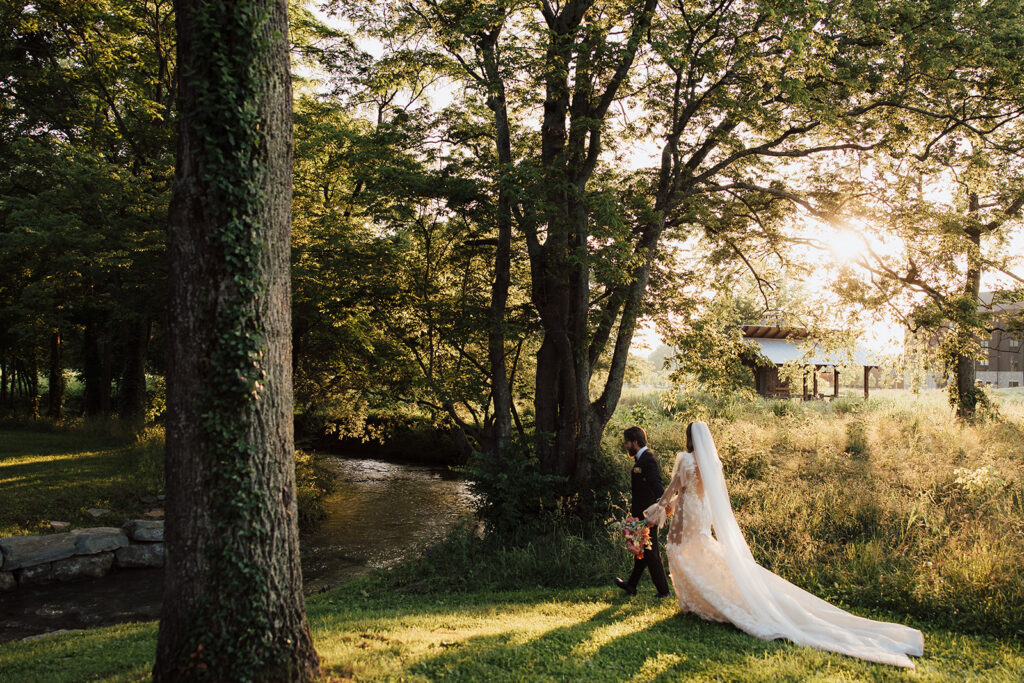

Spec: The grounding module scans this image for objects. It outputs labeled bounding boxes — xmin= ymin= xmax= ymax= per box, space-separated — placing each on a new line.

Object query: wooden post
xmin=812 ymin=366 xmax=819 ymax=398
xmin=863 ymin=365 xmax=870 ymax=399
xmin=802 ymin=371 xmax=809 ymax=401
xmin=833 ymin=368 xmax=839 ymax=398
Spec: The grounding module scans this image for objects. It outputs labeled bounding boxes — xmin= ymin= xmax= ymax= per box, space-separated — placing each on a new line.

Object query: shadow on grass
xmin=0 ymin=429 xmax=161 ymax=535
xmin=401 ymin=608 xmax=795 ymax=681
xmin=311 ymin=588 xmax=799 ymax=681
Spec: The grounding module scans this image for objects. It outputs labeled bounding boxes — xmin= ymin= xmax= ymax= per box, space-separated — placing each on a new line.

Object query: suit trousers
xmin=627 ymin=525 xmax=670 ymax=594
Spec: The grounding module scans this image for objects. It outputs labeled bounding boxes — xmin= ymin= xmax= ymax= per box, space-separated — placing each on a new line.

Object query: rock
xmin=85 ymin=508 xmax=109 ymax=518
xmin=70 ymin=528 xmax=129 ymax=554
xmin=115 ymin=543 xmax=164 ymax=568
xmin=20 ymin=629 xmax=86 ymax=642
xmin=122 ymin=520 xmax=164 ymax=542
xmin=0 ymin=571 xmax=14 ymax=591
xmin=156 ymin=494 xmax=165 ymax=502
xmin=52 ymin=552 xmax=114 ymax=581
xmin=143 ymin=509 xmax=164 ymax=519
xmin=49 ymin=521 xmax=71 ymax=530
xmin=17 ymin=563 xmax=53 ymax=586
xmin=139 ymin=494 xmax=158 ymax=504
xmin=0 ymin=533 xmax=77 ymax=570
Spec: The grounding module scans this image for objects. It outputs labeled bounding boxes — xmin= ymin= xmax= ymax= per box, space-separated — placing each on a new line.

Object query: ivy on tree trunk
xmin=156 ymin=1 xmax=320 ymax=680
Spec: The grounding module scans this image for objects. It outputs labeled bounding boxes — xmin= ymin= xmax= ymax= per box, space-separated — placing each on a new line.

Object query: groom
xmin=614 ymin=425 xmax=671 ymax=599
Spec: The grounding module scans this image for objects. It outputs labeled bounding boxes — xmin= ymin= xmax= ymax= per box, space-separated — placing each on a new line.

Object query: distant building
xmin=740 ymin=325 xmax=880 ymax=399
xmin=977 ymin=292 xmax=1023 ymax=388
xmin=909 ymin=291 xmax=1023 ymax=389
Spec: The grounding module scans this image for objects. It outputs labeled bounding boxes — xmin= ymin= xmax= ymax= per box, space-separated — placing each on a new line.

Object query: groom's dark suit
xmin=627 ymin=447 xmax=671 ymax=595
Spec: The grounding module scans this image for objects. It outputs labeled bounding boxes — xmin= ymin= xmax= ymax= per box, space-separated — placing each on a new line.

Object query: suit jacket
xmin=630 ymin=448 xmax=665 ymax=517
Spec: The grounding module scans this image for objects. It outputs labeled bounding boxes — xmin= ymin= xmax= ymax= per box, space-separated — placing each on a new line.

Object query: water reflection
xmin=300 ymin=456 xmax=477 ymax=593
xmin=0 ymin=455 xmax=475 ymax=643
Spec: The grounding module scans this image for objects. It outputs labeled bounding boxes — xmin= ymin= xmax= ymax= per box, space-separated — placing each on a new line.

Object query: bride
xmin=643 ymin=421 xmax=924 ymax=669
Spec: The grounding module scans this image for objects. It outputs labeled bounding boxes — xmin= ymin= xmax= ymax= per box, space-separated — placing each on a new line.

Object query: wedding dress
xmin=643 ymin=421 xmax=924 ymax=669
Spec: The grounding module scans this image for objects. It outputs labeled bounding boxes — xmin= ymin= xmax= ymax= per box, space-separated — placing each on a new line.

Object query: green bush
xmin=376 ymin=514 xmax=630 ymax=596
xmin=844 ymin=418 xmax=869 ymax=457
xmin=461 ymin=441 xmax=568 ymax=540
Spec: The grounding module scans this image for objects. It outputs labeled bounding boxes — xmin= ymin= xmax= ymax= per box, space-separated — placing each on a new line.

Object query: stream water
xmin=0 ymin=455 xmax=475 ymax=644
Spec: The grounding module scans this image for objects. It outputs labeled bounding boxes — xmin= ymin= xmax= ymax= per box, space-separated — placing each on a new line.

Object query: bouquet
xmin=610 ymin=515 xmax=652 ymax=560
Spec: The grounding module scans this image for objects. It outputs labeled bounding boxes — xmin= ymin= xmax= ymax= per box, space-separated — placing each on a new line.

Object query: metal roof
xmin=744 ymin=337 xmax=878 ymax=367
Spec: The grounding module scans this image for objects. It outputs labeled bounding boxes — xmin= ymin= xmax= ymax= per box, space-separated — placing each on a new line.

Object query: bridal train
xmin=643 ymin=421 xmax=924 ymax=669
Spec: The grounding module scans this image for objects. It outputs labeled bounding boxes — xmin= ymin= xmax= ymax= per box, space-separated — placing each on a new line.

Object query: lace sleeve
xmin=644 ymin=453 xmax=690 ymax=528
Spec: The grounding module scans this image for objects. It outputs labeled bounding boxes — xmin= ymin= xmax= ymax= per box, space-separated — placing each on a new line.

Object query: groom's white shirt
xmin=635 ymin=445 xmax=649 ymax=460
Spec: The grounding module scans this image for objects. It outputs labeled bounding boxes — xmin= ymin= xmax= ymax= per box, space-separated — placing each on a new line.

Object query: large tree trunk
xmin=81 ymin=320 xmax=101 ymax=416
xmin=99 ymin=312 xmax=114 ymax=415
xmin=527 ymin=0 xmax=658 ymax=490
xmin=28 ymin=349 xmax=39 ymax=418
xmin=480 ymin=35 xmax=513 ymax=453
xmin=155 ymin=1 xmax=320 ymax=680
xmin=49 ymin=328 xmax=64 ymax=421
xmin=82 ymin=315 xmax=116 ymax=417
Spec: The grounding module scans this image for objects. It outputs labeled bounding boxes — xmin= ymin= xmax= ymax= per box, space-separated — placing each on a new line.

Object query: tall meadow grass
xmin=605 ymin=388 xmax=1024 ymax=637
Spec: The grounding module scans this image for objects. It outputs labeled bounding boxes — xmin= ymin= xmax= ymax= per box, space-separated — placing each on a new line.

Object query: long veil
xmin=689 ymin=421 xmax=924 ymax=668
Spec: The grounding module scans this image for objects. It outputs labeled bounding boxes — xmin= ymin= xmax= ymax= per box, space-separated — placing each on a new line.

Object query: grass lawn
xmin=0 ymin=428 xmax=163 ymax=536
xmin=1 ymin=585 xmax=1021 ymax=682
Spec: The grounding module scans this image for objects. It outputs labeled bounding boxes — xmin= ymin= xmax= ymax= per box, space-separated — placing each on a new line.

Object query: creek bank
xmin=1 ymin=456 xmax=476 ymax=643
xmin=0 ymin=521 xmax=165 ymax=591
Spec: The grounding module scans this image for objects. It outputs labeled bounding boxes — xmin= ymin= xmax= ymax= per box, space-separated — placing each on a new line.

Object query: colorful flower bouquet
xmin=610 ymin=515 xmax=652 ymax=560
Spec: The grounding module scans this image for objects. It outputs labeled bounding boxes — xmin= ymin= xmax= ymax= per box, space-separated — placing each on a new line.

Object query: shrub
xmin=844 ymin=419 xmax=869 ymax=457
xmin=461 ymin=441 xmax=568 ymax=540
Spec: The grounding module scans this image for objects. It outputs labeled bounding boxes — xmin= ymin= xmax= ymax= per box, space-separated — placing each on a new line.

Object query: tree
xmin=155 ymin=1 xmax=319 ymax=679
xmin=826 ymin=0 xmax=1024 ymax=419
xmin=339 ymin=0 xmax=899 ymax=490
xmin=0 ymin=0 xmax=175 ymax=422
xmin=287 ymin=89 xmax=538 ymax=457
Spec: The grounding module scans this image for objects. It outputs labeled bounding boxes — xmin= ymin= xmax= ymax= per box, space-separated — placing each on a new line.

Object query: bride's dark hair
xmin=686 ymin=421 xmax=695 ymax=453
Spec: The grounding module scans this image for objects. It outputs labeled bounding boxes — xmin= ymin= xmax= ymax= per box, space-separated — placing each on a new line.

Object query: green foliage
xmin=657 ymin=281 xmax=772 ymax=397
xmin=0 ymin=1 xmax=174 ymax=425
xmin=144 ymin=375 xmax=167 ymax=426
xmin=822 ymin=0 xmax=1024 ymax=421
xmin=461 ymin=442 xmax=568 ymax=540
xmin=288 ymin=91 xmax=536 ymax=447
xmin=625 ymin=402 xmax=657 ymax=428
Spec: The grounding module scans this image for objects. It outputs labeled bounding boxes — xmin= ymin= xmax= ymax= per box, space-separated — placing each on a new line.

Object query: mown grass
xmin=0 ymin=423 xmax=164 ymax=536
xmin=0 ymin=422 xmax=332 ymax=536
xmin=1 ymin=585 xmax=1021 ymax=682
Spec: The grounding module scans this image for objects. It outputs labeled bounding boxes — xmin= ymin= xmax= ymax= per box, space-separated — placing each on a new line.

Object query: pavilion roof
xmin=741 ymin=325 xmax=878 ymax=367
